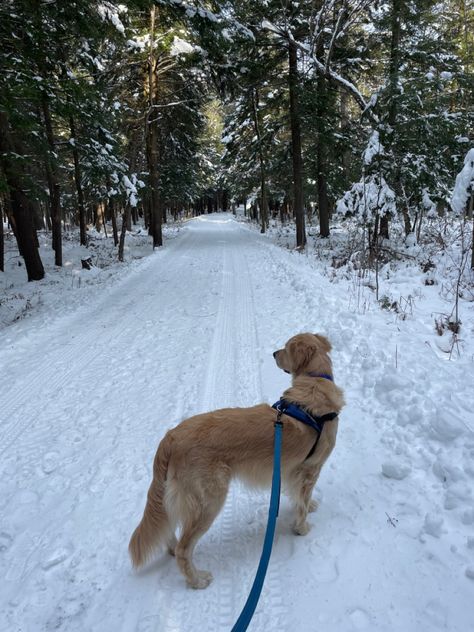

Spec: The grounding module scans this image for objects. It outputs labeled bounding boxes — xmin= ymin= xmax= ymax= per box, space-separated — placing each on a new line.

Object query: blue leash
xmin=231 ymin=417 xmax=283 ymax=632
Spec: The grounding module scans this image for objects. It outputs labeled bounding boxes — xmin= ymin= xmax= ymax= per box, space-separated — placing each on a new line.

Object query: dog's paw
xmin=188 ymin=570 xmax=213 ymax=589
xmin=308 ymin=499 xmax=319 ymax=513
xmin=293 ymin=521 xmax=311 ymax=536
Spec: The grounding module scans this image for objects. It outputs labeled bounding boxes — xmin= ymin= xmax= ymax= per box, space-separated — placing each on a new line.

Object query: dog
xmin=129 ymin=333 xmax=345 ymax=588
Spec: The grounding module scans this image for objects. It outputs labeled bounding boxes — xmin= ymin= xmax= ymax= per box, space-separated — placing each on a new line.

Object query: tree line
xmin=1 ymin=1 xmax=473 ymax=281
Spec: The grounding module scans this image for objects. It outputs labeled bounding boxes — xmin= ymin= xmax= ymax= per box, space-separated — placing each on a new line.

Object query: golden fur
xmin=129 ymin=333 xmax=345 ymax=588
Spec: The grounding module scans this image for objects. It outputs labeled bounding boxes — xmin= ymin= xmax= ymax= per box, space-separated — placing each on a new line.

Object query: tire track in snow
xmin=159 ymin=224 xmax=276 ymax=632
xmin=0 ymin=228 xmax=207 ymax=460
xmin=0 ymin=240 xmax=180 ymax=458
xmin=201 ymin=240 xmax=256 ymax=632
xmin=85 ymin=224 xmax=227 ymax=632
xmin=230 ymin=239 xmax=288 ymax=632
xmin=157 ymin=238 xmax=240 ymax=632
xmin=212 ymin=244 xmax=252 ymax=632
xmin=188 ymin=227 xmax=287 ymax=631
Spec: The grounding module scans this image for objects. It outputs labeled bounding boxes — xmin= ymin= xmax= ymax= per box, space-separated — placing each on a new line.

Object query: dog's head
xmin=273 ymin=333 xmax=332 ymax=376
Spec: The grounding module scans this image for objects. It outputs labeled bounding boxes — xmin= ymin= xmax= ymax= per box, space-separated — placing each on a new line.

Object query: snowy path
xmin=1 ymin=215 xmax=473 ymax=631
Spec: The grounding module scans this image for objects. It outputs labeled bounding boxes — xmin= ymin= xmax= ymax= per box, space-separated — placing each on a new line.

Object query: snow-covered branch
xmin=451 ymin=149 xmax=474 ymax=215
xmin=260 ymin=17 xmax=378 ymax=124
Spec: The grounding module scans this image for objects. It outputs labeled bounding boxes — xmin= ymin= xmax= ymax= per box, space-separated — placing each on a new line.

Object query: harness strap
xmin=272 ymin=400 xmax=338 ymax=460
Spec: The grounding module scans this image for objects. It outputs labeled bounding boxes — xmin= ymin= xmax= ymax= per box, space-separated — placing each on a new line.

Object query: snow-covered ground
xmin=0 ymin=222 xmax=181 ymax=330
xmin=1 ymin=214 xmax=473 ymax=631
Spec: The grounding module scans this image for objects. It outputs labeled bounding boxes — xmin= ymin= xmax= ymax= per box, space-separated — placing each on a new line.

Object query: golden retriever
xmin=129 ymin=333 xmax=345 ymax=588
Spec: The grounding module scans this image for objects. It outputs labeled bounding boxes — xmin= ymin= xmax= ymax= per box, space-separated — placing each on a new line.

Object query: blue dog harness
xmin=271 ymin=399 xmax=338 ymax=460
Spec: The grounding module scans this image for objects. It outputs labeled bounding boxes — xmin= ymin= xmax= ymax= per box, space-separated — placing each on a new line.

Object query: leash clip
xmin=274 ymin=403 xmax=284 ymax=427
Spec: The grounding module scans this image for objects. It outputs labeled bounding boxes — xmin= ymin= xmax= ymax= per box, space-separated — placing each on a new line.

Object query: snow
xmin=450 ymin=148 xmax=474 ymax=214
xmin=92 ymin=57 xmax=105 ymax=72
xmin=440 ymin=71 xmax=453 ymax=81
xmin=122 ymin=174 xmax=138 ymax=207
xmin=97 ymin=3 xmax=125 ymax=34
xmin=170 ymin=36 xmax=194 ymax=56
xmin=363 ymin=130 xmax=384 ymax=166
xmin=381 ymin=462 xmax=411 ymax=480
xmin=336 ymin=175 xmax=396 ymax=222
xmin=1 ymin=214 xmax=473 ymax=631
xmin=422 ymin=188 xmax=437 ymax=218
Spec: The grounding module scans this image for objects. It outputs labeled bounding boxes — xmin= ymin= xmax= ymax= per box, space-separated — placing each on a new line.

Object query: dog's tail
xmin=129 ymin=432 xmax=173 ymax=568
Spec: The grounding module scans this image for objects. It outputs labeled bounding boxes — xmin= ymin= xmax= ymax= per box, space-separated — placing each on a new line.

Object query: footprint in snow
xmin=348 ymin=607 xmax=372 ymax=629
xmin=0 ymin=532 xmax=13 ymax=552
xmin=42 ymin=451 xmax=60 ymax=474
xmin=311 ymin=556 xmax=339 ymax=583
xmin=41 ymin=543 xmax=74 ymax=571
xmin=381 ymin=462 xmax=411 ymax=480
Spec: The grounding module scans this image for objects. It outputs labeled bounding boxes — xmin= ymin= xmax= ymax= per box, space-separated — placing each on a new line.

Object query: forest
xmin=1 ymin=0 xmax=472 ymax=283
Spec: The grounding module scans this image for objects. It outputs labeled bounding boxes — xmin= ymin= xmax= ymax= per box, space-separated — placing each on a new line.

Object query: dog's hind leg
xmin=174 ymin=471 xmax=229 ymax=589
xmin=289 ymin=467 xmax=320 ymax=536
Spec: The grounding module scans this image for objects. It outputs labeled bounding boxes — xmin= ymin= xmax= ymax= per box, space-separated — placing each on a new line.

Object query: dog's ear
xmin=288 ymin=339 xmax=317 ymax=372
xmin=313 ymin=334 xmax=332 ymax=353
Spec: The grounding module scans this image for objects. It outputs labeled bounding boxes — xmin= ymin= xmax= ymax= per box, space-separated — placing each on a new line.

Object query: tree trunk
xmin=146 ymin=6 xmax=163 ymax=248
xmin=288 ymin=40 xmax=306 ymax=248
xmin=44 ymin=199 xmax=52 ymax=231
xmin=388 ymin=0 xmax=402 ymax=131
xmin=470 ymin=192 xmax=474 ymax=269
xmin=251 ymin=88 xmax=268 ymax=233
xmin=69 ymin=115 xmax=87 ymax=245
xmin=402 ymin=207 xmax=412 ymax=236
xmin=0 ymin=113 xmax=45 ymax=280
xmin=0 ymin=199 xmax=4 ymax=272
xmin=118 ymin=206 xmax=131 ymax=262
xmin=41 ymin=96 xmax=62 ymax=265
xmin=380 ymin=214 xmax=389 ymax=240
xmin=106 ymin=176 xmax=119 ymax=246
xmin=371 ymin=213 xmax=380 ymax=251
xmin=383 ymin=0 xmax=404 ymax=241
xmin=340 ymin=90 xmax=351 ymax=181
xmin=32 ymin=0 xmax=61 ymax=263
xmin=110 ymin=200 xmax=118 ymax=245
xmin=471 ymin=217 xmax=474 ymax=270
xmin=316 ymin=39 xmax=330 ymax=238
xmin=95 ymin=201 xmax=106 ymax=234
xmin=281 ymin=197 xmax=288 ymax=224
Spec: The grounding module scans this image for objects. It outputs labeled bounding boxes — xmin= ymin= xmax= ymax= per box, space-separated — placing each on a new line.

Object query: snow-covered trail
xmin=1 ymin=215 xmax=473 ymax=632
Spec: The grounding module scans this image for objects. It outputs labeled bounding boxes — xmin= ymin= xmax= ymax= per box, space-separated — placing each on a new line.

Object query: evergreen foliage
xmin=0 ymin=0 xmax=472 ymax=277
